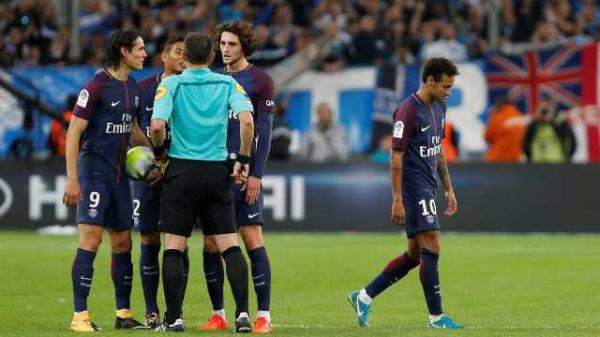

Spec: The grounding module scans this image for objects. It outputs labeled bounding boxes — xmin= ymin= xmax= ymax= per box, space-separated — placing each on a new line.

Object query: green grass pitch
xmin=1 ymin=231 xmax=599 ymax=337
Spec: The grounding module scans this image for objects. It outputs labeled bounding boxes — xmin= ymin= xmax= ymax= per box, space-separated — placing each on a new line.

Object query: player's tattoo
xmin=437 ymin=152 xmax=451 ymax=190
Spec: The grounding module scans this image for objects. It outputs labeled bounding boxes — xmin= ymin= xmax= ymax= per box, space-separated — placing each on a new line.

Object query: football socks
xmin=365 ymin=251 xmax=419 ymax=298
xmin=222 ymin=246 xmax=249 ymax=318
xmin=419 ymin=248 xmax=443 ymax=316
xmin=140 ymin=243 xmax=160 ymax=315
xmin=111 ymin=251 xmax=133 ymax=310
xmin=248 ymin=246 xmax=271 ymax=311
xmin=72 ymin=248 xmax=96 ymax=312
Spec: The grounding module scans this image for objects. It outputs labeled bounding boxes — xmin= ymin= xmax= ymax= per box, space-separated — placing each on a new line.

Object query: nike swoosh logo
xmin=142 ymin=265 xmax=157 ymax=270
xmin=253 ymin=274 xmax=265 ymax=279
xmin=124 ymin=275 xmax=132 ymax=280
xmin=111 ymin=101 xmax=121 ymax=107
xmin=357 ymin=302 xmax=364 ymax=316
xmin=248 ymin=212 xmax=260 ymax=219
xmin=145 ymin=106 xmax=153 ymax=111
xmin=421 ymin=125 xmax=431 ymax=132
xmin=80 ymin=276 xmax=92 ymax=281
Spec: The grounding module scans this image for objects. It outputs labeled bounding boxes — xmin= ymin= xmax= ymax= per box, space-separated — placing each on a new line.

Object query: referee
xmin=150 ymin=32 xmax=254 ymax=333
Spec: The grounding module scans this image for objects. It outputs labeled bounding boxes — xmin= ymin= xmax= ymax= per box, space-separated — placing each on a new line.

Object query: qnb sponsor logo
xmin=419 ymin=144 xmax=442 ymax=158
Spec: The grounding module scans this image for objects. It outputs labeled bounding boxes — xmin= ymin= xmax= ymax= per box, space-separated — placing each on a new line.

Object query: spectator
xmin=301 ymin=102 xmax=350 ymax=162
xmin=269 ymin=98 xmax=292 ymax=161
xmin=349 ymin=15 xmax=386 ymax=65
xmin=49 ymin=95 xmax=76 ymax=157
xmin=484 ymin=98 xmax=528 ymax=162
xmin=511 ymin=0 xmax=545 ymax=42
xmin=369 ymin=134 xmax=392 ymax=164
xmin=442 ymin=119 xmax=460 ymax=163
xmin=523 ymin=98 xmax=576 ymax=163
xmin=422 ymin=23 xmax=467 ymax=63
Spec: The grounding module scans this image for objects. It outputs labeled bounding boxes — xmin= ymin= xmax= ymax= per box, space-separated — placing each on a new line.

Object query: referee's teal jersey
xmin=152 ymin=68 xmax=253 ymax=161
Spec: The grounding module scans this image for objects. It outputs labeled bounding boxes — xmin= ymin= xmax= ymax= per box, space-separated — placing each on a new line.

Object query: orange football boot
xmin=252 ymin=317 xmax=272 ymax=333
xmin=197 ymin=313 xmax=228 ymax=331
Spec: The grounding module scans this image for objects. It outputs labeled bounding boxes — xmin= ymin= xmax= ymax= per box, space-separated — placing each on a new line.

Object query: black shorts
xmin=161 ymin=158 xmax=235 ymax=237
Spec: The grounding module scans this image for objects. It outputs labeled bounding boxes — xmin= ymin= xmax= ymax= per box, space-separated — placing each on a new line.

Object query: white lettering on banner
xmin=447 ymin=63 xmax=488 ymax=153
xmin=29 ymin=175 xmax=68 ymax=220
xmin=286 ymin=68 xmax=376 ymax=122
xmin=263 ymin=176 xmax=285 ymax=220
xmin=0 ymin=178 xmax=13 ymax=217
xmin=262 ymin=176 xmax=305 ymax=221
xmin=291 ymin=176 xmax=305 ymax=221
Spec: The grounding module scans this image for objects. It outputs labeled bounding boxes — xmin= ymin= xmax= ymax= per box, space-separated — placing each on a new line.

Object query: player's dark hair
xmin=162 ymin=35 xmax=185 ymax=53
xmin=214 ymin=21 xmax=257 ymax=57
xmin=105 ymin=29 xmax=141 ymax=69
xmin=421 ymin=58 xmax=459 ymax=83
xmin=184 ymin=33 xmax=213 ymax=65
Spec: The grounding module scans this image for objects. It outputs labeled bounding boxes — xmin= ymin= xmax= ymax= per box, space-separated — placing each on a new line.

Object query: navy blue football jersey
xmin=73 ymin=69 xmax=141 ymax=183
xmin=137 ymin=72 xmax=161 ymax=138
xmin=392 ymin=93 xmax=446 ymax=190
xmin=214 ymin=65 xmax=274 ymax=177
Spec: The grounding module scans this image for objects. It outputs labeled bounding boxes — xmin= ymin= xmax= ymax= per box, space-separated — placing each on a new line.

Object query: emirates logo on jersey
xmin=105 ymin=113 xmax=133 ymax=134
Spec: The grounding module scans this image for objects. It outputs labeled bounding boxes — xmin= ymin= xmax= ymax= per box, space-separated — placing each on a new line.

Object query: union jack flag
xmin=485 ymin=44 xmax=583 ymax=115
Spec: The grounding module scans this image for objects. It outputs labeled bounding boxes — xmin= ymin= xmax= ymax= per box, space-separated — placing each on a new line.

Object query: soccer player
xmin=150 ymin=32 xmax=255 ymax=333
xmin=198 ymin=21 xmax=275 ymax=333
xmin=348 ymin=58 xmax=464 ymax=329
xmin=133 ymin=35 xmax=185 ymax=328
xmin=63 ymin=29 xmax=148 ymax=332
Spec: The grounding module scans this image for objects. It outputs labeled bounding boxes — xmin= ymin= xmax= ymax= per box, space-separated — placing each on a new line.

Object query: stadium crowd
xmin=1 ymin=0 xmax=599 ymax=69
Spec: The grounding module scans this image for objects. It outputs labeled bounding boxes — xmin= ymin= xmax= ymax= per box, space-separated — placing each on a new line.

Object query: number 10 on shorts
xmin=418 ymin=198 xmax=437 ymax=216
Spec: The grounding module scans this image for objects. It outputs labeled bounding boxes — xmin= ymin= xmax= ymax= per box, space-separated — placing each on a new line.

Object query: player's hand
xmin=148 ymin=159 xmax=168 ymax=186
xmin=244 ymin=176 xmax=262 ymax=205
xmin=63 ymin=177 xmax=82 ymax=207
xmin=391 ymin=200 xmax=405 ymax=227
xmin=444 ymin=189 xmax=458 ymax=216
xmin=232 ymin=162 xmax=250 ymax=189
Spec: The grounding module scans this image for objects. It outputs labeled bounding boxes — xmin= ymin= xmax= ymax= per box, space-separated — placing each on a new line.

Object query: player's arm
xmin=390 ymin=104 xmax=415 ymax=226
xmin=229 ymin=79 xmax=255 ymax=188
xmin=437 ymin=150 xmax=457 ymax=215
xmin=246 ymin=75 xmax=275 ymax=204
xmin=63 ymin=115 xmax=88 ymax=206
xmin=150 ymin=83 xmax=173 ymax=158
xmin=130 ymin=119 xmax=151 ymax=147
xmin=64 ymin=84 xmax=98 ymax=206
xmin=390 ymin=149 xmax=405 ymax=226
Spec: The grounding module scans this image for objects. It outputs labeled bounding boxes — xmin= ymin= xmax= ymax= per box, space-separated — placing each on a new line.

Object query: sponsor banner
xmin=1 ymin=159 xmax=598 ymax=232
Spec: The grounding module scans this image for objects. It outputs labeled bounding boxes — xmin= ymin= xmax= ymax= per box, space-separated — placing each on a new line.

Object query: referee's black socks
xmin=162 ymin=249 xmax=184 ymax=324
xmin=222 ymin=246 xmax=249 ymax=317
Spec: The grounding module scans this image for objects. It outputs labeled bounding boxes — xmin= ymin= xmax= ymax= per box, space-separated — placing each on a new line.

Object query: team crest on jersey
xmin=155 ymin=86 xmax=168 ymax=100
xmin=77 ymin=89 xmax=90 ymax=108
xmin=88 ymin=208 xmax=98 ymax=218
xmin=393 ymin=121 xmax=404 ymax=138
xmin=235 ymin=82 xmax=247 ymax=95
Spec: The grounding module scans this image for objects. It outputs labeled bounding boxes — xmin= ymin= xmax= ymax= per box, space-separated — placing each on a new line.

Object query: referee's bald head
xmin=183 ymin=33 xmax=214 ymax=65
